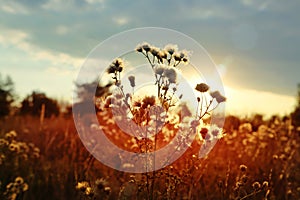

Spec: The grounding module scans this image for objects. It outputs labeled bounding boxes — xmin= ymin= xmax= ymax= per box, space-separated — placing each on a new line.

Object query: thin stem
xmin=198 ymin=99 xmax=213 ymax=120
xmin=199 ymin=93 xmax=204 ymax=118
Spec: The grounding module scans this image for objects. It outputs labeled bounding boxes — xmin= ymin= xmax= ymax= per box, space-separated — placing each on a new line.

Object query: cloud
xmin=85 ymin=0 xmax=105 ymax=4
xmin=55 ymin=25 xmax=69 ymax=35
xmin=112 ymin=17 xmax=129 ymax=26
xmin=0 ymin=27 xmax=83 ymax=68
xmin=0 ymin=2 xmax=29 ymax=14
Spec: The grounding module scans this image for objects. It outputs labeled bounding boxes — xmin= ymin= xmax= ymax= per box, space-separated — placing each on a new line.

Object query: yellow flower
xmin=15 ymin=177 xmax=24 ymax=185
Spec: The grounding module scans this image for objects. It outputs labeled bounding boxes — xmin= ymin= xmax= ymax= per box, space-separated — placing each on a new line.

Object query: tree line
xmin=0 ymin=73 xmax=300 ymax=128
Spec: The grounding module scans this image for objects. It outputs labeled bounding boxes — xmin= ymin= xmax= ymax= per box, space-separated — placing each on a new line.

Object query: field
xmin=0 ymin=111 xmax=299 ymax=200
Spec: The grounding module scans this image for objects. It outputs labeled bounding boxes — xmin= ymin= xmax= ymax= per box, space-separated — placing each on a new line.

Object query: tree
xmin=20 ymin=91 xmax=60 ymax=118
xmin=0 ymin=74 xmax=15 ymax=117
xmin=72 ymin=80 xmax=112 ymax=115
xmin=291 ymin=84 xmax=300 ymax=127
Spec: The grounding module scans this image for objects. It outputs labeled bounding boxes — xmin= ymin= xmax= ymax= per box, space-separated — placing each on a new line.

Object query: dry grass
xmin=0 ymin=113 xmax=299 ymax=200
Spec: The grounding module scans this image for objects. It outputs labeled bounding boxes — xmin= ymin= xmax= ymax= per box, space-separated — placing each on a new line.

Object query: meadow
xmin=1 ymin=43 xmax=299 ymax=200
xmin=0 ymin=111 xmax=299 ymax=200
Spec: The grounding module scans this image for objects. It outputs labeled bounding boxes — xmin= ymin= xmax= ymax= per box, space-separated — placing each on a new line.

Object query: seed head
xmin=239 ymin=164 xmax=247 ymax=172
xmin=128 ymin=75 xmax=135 ymax=87
xmin=195 ymin=83 xmax=209 ymax=93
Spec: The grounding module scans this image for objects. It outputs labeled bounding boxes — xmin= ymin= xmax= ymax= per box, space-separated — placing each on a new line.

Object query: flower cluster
xmin=136 ymin=42 xmax=189 ymax=66
xmin=135 ymin=42 xmax=190 ymax=109
xmin=76 ymin=178 xmax=111 ymax=199
xmin=194 ymin=82 xmax=226 ymax=120
xmin=3 ymin=176 xmax=29 ymax=200
xmin=198 ymin=124 xmax=225 ymax=142
xmin=0 ymin=131 xmax=40 ymax=163
xmin=105 ymin=42 xmax=191 ymax=122
xmin=107 ymin=58 xmax=124 ymax=85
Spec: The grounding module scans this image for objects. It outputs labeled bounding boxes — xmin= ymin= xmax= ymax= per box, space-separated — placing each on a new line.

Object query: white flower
xmin=164 ymin=44 xmax=178 ymax=55
xmin=154 ymin=64 xmax=167 ymax=75
xmin=163 ymin=67 xmax=177 ymax=83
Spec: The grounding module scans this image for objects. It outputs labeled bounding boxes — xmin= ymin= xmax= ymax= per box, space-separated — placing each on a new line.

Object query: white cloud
xmin=85 ymin=0 xmax=105 ymax=4
xmin=241 ymin=0 xmax=272 ymax=11
xmin=113 ymin=17 xmax=129 ymax=26
xmin=55 ymin=25 xmax=69 ymax=35
xmin=0 ymin=2 xmax=29 ymax=14
xmin=42 ymin=0 xmax=75 ymax=11
xmin=0 ymin=27 xmax=83 ymax=68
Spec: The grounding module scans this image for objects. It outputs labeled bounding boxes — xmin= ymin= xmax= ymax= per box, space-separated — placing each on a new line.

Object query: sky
xmin=0 ymin=0 xmax=299 ymax=117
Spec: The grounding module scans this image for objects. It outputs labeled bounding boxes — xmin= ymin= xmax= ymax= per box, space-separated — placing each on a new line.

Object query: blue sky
xmin=1 ymin=0 xmax=299 ymax=116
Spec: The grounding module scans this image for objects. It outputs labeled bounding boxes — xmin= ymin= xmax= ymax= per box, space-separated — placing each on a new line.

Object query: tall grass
xmin=0 ymin=114 xmax=299 ymax=199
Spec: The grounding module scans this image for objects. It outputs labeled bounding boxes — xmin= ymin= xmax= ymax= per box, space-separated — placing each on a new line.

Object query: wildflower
xmin=107 ymin=64 xmax=116 ymax=74
xmin=158 ymin=50 xmax=167 ymax=59
xmin=9 ymin=193 xmax=17 ymax=200
xmin=179 ymin=50 xmax=189 ymax=62
xmin=85 ymin=186 xmax=93 ymax=196
xmin=239 ymin=164 xmax=247 ymax=172
xmin=195 ymin=83 xmax=209 ymax=93
xmin=150 ymin=46 xmax=159 ymax=57
xmin=173 ymin=52 xmax=181 ymax=61
xmin=22 ymin=183 xmax=29 ymax=192
xmin=252 ymin=181 xmax=261 ymax=190
xmin=154 ymin=64 xmax=166 ymax=75
xmin=33 ymin=152 xmax=40 ymax=159
xmin=15 ymin=177 xmax=24 ymax=185
xmin=210 ymin=125 xmax=223 ymax=138
xmin=33 ymin=147 xmax=40 ymax=153
xmin=141 ymin=42 xmax=151 ymax=52
xmin=239 ymin=123 xmax=252 ymax=133
xmin=163 ymin=67 xmax=177 ymax=83
xmin=6 ymin=182 xmax=14 ymax=189
xmin=104 ymin=186 xmax=111 ymax=195
xmin=279 ymin=154 xmax=287 ymax=161
xmin=0 ymin=138 xmax=9 ymax=146
xmin=76 ymin=181 xmax=89 ymax=191
xmin=95 ymin=178 xmax=108 ymax=190
xmin=235 ymin=181 xmax=243 ymax=188
xmin=262 ymin=181 xmax=269 ymax=188
xmin=182 ymin=57 xmax=188 ymax=63
xmin=273 ymin=154 xmax=278 ymax=160
xmin=164 ymin=44 xmax=178 ymax=55
xmin=210 ymin=91 xmax=226 ymax=103
xmin=5 ymin=132 xmax=14 ymax=140
xmin=133 ymin=101 xmax=142 ymax=107
xmin=9 ymin=131 xmax=17 ymax=138
xmin=9 ymin=143 xmax=19 ymax=152
xmin=142 ymin=96 xmax=156 ymax=108
xmin=200 ymin=127 xmax=209 ymax=138
xmin=135 ymin=45 xmax=143 ymax=52
xmin=107 ymin=58 xmax=124 ymax=74
xmin=128 ymin=75 xmax=135 ymax=87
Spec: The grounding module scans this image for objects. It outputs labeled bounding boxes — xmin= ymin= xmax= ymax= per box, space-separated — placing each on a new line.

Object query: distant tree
xmin=20 ymin=91 xmax=60 ymax=118
xmin=0 ymin=74 xmax=15 ymax=117
xmin=72 ymin=80 xmax=112 ymax=115
xmin=224 ymin=115 xmax=241 ymax=132
xmin=291 ymin=84 xmax=300 ymax=127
